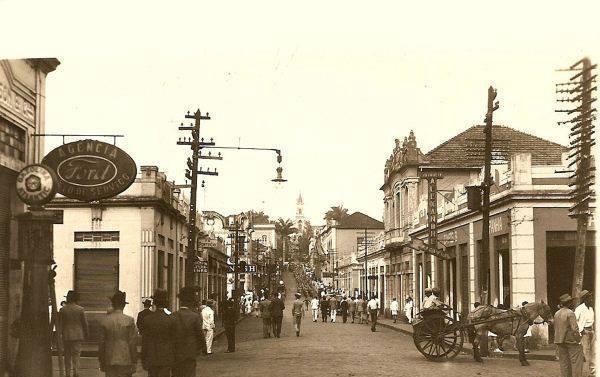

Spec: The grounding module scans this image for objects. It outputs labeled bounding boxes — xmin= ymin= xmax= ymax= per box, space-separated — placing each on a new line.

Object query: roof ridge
xmin=424 ymin=125 xmax=480 ymax=157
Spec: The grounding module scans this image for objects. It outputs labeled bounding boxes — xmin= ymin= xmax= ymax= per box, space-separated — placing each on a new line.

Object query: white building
xmin=50 ymin=166 xmax=190 ymax=341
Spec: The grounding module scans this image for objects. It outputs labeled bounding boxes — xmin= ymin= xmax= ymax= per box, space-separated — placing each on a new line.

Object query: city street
xmin=199 ymin=275 xmax=559 ymax=377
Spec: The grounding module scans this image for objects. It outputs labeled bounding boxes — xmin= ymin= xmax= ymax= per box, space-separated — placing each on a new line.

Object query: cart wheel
xmin=413 ymin=313 xmax=464 ymax=361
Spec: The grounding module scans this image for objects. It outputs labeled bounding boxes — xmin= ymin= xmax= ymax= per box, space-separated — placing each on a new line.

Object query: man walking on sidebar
xmin=292 ymin=293 xmax=305 ymax=337
xmin=271 ymin=292 xmax=285 ymax=338
xmin=201 ymin=300 xmax=215 ymax=355
xmin=98 ymin=291 xmax=136 ymax=377
xmin=368 ymin=295 xmax=379 ymax=332
xmin=222 ymin=297 xmax=237 ymax=352
xmin=555 ymin=293 xmax=583 ymax=377
xmin=59 ymin=290 xmax=88 ymax=377
xmin=172 ymin=287 xmax=205 ymax=377
xmin=574 ymin=290 xmax=595 ymax=377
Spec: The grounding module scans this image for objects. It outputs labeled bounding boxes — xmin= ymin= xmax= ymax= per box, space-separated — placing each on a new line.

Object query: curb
xmin=377 ymin=321 xmax=557 ymax=362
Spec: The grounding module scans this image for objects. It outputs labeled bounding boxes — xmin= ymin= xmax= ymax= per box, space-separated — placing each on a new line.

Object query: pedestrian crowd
xmin=54 ymin=287 xmax=240 ymax=377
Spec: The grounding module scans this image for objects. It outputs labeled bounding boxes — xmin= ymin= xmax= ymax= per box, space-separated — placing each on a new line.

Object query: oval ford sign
xmin=42 ymin=139 xmax=137 ymax=202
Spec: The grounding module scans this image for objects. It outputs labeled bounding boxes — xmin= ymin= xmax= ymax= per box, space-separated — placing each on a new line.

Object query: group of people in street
xmin=306 ymin=293 xmax=382 ymax=332
xmin=56 ymin=286 xmax=240 ymax=377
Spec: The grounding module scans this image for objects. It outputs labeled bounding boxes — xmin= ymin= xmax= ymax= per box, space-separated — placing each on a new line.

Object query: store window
xmin=0 ymin=119 xmax=26 ymax=161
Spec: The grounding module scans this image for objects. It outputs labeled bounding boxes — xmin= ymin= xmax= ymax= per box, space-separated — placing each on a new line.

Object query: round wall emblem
xmin=42 ymin=139 xmax=137 ymax=202
xmin=15 ymin=164 xmax=58 ymax=206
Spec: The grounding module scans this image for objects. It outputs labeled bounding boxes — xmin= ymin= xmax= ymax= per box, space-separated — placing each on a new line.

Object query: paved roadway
xmin=200 ymin=274 xmax=560 ymax=377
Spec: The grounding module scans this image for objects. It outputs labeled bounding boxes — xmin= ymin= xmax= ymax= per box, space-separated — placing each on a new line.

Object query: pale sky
xmin=1 ymin=0 xmax=599 ymax=225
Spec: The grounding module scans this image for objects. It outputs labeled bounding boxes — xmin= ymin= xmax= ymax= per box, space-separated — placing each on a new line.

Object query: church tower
xmin=295 ymin=192 xmax=306 ymax=233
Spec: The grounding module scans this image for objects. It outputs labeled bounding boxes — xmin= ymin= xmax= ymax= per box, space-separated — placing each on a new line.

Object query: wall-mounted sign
xmin=15 ymin=164 xmax=57 ymax=206
xmin=194 ymin=260 xmax=208 ymax=273
xmin=42 ymin=139 xmax=137 ymax=202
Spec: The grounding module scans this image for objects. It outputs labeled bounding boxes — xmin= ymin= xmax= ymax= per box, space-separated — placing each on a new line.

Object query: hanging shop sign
xmin=42 ymin=139 xmax=137 ymax=202
xmin=15 ymin=164 xmax=58 ymax=206
xmin=406 ymin=237 xmax=451 ymax=260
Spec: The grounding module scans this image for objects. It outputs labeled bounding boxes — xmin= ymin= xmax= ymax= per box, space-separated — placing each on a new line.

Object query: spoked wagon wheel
xmin=413 ymin=313 xmax=464 ymax=361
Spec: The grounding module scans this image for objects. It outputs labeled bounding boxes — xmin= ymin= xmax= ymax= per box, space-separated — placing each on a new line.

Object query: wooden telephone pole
xmin=176 ymin=109 xmax=219 ymax=287
xmin=482 ymin=86 xmax=500 ymax=306
xmin=556 ymin=58 xmax=596 ymax=304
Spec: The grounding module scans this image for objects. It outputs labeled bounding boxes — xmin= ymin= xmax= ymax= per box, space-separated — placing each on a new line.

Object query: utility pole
xmin=364 ymin=228 xmax=368 ymax=299
xmin=556 ymin=58 xmax=596 ymax=304
xmin=482 ymin=86 xmax=499 ymax=306
xmin=176 ymin=109 xmax=217 ymax=288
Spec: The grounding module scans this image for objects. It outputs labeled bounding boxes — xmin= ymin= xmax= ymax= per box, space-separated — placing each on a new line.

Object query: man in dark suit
xmin=222 ymin=297 xmax=237 ymax=352
xmin=142 ymin=289 xmax=175 ymax=377
xmin=136 ymin=299 xmax=153 ymax=335
xmin=59 ymin=290 xmax=88 ymax=377
xmin=270 ymin=292 xmax=285 ymax=338
xmin=172 ymin=287 xmax=205 ymax=377
xmin=98 ymin=291 xmax=137 ymax=377
xmin=259 ymin=295 xmax=272 ymax=338
xmin=554 ymin=293 xmax=583 ymax=377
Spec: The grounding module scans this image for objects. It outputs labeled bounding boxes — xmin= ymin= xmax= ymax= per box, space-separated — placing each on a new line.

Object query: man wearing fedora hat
xmin=136 ymin=299 xmax=153 ymax=335
xmin=142 ymin=289 xmax=176 ymax=377
xmin=98 ymin=291 xmax=137 ymax=377
xmin=172 ymin=287 xmax=205 ymax=377
xmin=575 ymin=290 xmax=595 ymax=377
xmin=554 ymin=293 xmax=584 ymax=377
xmin=59 ymin=290 xmax=88 ymax=377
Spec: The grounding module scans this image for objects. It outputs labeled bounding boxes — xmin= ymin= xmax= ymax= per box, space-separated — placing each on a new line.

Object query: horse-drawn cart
xmin=411 ymin=302 xmax=553 ymax=364
xmin=412 ymin=304 xmax=465 ymax=361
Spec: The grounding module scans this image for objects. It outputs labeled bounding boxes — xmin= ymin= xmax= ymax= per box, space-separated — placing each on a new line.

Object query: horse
xmin=467 ymin=301 xmax=553 ymax=366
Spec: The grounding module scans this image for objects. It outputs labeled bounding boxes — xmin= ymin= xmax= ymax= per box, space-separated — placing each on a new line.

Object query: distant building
xmin=318 ymin=212 xmax=384 ymax=297
xmin=0 ymin=58 xmax=60 ymax=372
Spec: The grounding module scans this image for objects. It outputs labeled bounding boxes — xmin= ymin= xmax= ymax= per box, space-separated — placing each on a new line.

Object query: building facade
xmin=317 ymin=212 xmax=383 ymax=297
xmin=379 ymin=126 xmax=596 ymax=343
xmin=50 ymin=166 xmax=191 ymax=340
xmin=1 ymin=58 xmax=59 ymax=373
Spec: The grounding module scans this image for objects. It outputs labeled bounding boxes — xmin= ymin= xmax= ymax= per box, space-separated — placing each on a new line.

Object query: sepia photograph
xmin=0 ymin=1 xmax=597 ymax=376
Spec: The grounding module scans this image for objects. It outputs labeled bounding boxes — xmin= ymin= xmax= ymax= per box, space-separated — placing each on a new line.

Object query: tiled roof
xmin=337 ymin=212 xmax=384 ymax=229
xmin=424 ymin=125 xmax=567 ymax=167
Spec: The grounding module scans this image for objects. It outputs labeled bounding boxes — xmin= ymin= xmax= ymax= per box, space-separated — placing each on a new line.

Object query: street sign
xmin=226 ymin=264 xmax=257 ymax=273
xmin=199 ymin=239 xmax=217 ymax=248
xmin=42 ymin=139 xmax=137 ymax=202
xmin=193 ymin=260 xmax=208 ymax=273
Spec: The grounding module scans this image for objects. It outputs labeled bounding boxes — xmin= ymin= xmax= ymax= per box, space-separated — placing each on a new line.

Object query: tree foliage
xmin=323 ymin=205 xmax=350 ymax=222
xmin=246 ymin=210 xmax=271 ymax=225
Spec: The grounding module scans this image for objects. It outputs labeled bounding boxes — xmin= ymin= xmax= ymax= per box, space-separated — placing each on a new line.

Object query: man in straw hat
xmin=575 ymin=290 xmax=595 ymax=377
xmin=59 ymin=290 xmax=88 ymax=377
xmin=142 ymin=289 xmax=175 ymax=377
xmin=98 ymin=291 xmax=137 ymax=377
xmin=172 ymin=287 xmax=205 ymax=377
xmin=554 ymin=293 xmax=584 ymax=377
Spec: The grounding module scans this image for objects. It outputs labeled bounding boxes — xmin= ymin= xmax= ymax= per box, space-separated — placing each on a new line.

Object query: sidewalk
xmin=376 ymin=317 xmax=558 ymax=361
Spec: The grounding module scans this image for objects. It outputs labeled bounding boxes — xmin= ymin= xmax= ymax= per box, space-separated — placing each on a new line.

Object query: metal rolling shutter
xmin=74 ymin=249 xmax=119 ymax=342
